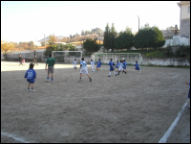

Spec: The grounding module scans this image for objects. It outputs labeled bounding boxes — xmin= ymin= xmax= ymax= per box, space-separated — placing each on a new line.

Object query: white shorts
xmin=80 ymin=68 xmax=88 ymax=74
xmin=118 ymin=66 xmax=123 ymax=71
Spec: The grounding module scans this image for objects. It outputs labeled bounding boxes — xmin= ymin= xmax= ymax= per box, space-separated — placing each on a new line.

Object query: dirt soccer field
xmin=1 ymin=61 xmax=190 ymax=143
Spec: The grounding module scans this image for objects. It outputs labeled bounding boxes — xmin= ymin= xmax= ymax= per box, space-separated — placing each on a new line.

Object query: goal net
xmin=52 ymin=51 xmax=82 ymax=63
xmin=94 ymin=53 xmax=142 ymax=65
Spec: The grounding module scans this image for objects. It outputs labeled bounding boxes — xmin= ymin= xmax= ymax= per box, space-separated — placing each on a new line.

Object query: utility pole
xmin=137 ymin=15 xmax=140 ymax=31
xmin=44 ymin=34 xmax=46 ymax=48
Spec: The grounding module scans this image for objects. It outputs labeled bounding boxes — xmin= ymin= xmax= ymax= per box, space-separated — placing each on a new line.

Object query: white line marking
xmin=172 ymin=74 xmax=180 ymax=79
xmin=97 ymin=68 xmax=135 ymax=71
xmin=1 ymin=131 xmax=33 ymax=143
xmin=158 ymin=100 xmax=189 ymax=143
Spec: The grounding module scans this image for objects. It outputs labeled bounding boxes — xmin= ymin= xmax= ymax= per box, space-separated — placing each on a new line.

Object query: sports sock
xmin=113 ymin=71 xmax=117 ymax=75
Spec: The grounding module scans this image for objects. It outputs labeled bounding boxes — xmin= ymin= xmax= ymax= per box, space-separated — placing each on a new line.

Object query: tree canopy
xmin=83 ymin=38 xmax=100 ymax=54
xmin=134 ymin=24 xmax=165 ymax=49
xmin=1 ymin=41 xmax=15 ymax=54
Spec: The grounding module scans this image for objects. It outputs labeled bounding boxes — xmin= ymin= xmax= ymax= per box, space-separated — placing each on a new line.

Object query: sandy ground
xmin=1 ymin=61 xmax=190 ymax=143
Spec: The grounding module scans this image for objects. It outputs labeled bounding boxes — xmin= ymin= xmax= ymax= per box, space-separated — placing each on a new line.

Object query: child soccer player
xmin=23 ymin=59 xmax=25 ymax=65
xmin=90 ymin=59 xmax=95 ymax=72
xmin=115 ymin=60 xmax=120 ymax=71
xmin=122 ymin=59 xmax=127 ymax=74
xmin=186 ymin=81 xmax=190 ymax=109
xmin=117 ymin=60 xmax=126 ymax=75
xmin=96 ymin=59 xmax=102 ymax=71
xmin=24 ymin=63 xmax=36 ymax=91
xmin=108 ymin=59 xmax=118 ymax=77
xmin=134 ymin=61 xmax=141 ymax=73
xmin=33 ymin=55 xmax=38 ymax=65
xmin=19 ymin=55 xmax=23 ymax=66
xmin=73 ymin=59 xmax=77 ymax=70
xmin=79 ymin=57 xmax=92 ymax=82
xmin=45 ymin=53 xmax=55 ymax=82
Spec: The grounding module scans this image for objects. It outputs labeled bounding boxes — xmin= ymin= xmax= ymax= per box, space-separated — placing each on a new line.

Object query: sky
xmin=1 ymin=1 xmax=180 ymax=43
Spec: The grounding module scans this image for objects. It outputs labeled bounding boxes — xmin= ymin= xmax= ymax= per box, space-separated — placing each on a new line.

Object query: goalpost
xmin=94 ymin=53 xmax=143 ymax=66
xmin=52 ymin=51 xmax=82 ymax=63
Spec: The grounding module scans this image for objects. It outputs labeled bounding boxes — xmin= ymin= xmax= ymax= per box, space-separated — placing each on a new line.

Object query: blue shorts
xmin=109 ymin=67 xmax=114 ymax=71
xmin=27 ymin=79 xmax=35 ymax=83
xmin=135 ymin=67 xmax=140 ymax=70
xmin=97 ymin=65 xmax=101 ymax=68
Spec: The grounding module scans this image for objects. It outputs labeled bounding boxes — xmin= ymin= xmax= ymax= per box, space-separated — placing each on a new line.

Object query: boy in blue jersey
xmin=134 ymin=61 xmax=141 ymax=73
xmin=96 ymin=59 xmax=102 ymax=71
xmin=79 ymin=57 xmax=92 ymax=82
xmin=122 ymin=60 xmax=128 ymax=74
xmin=24 ymin=63 xmax=36 ymax=91
xmin=186 ymin=81 xmax=190 ymax=109
xmin=108 ymin=59 xmax=118 ymax=77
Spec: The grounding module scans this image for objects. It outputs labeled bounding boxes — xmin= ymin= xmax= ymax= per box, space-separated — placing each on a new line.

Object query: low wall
xmin=142 ymin=57 xmax=190 ymax=66
xmin=3 ymin=51 xmax=190 ymax=66
xmin=1 ymin=53 xmax=5 ymax=60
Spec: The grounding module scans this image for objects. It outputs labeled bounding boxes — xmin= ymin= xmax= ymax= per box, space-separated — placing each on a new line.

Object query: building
xmin=163 ymin=1 xmax=190 ymax=47
xmin=55 ymin=42 xmax=66 ymax=45
xmin=177 ymin=1 xmax=190 ymax=39
xmin=161 ymin=25 xmax=180 ymax=39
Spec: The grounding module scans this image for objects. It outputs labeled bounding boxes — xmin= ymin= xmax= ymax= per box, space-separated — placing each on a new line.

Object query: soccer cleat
xmin=89 ymin=78 xmax=92 ymax=82
xmin=108 ymin=75 xmax=111 ymax=77
xmin=27 ymin=88 xmax=30 ymax=91
xmin=30 ymin=89 xmax=36 ymax=91
xmin=46 ymin=78 xmax=49 ymax=82
xmin=115 ymin=74 xmax=118 ymax=76
xmin=78 ymin=79 xmax=81 ymax=82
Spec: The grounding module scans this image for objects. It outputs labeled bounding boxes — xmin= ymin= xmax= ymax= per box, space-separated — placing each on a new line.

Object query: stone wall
xmin=180 ymin=19 xmax=190 ymax=38
xmin=2 ymin=51 xmax=190 ymax=66
xmin=142 ymin=57 xmax=190 ymax=66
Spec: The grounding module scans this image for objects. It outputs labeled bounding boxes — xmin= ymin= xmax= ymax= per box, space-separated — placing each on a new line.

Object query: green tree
xmin=1 ymin=41 xmax=15 ymax=54
xmin=27 ymin=41 xmax=38 ymax=50
xmin=41 ymin=41 xmax=45 ymax=46
xmin=110 ymin=23 xmax=117 ymax=52
xmin=48 ymin=35 xmax=57 ymax=45
xmin=151 ymin=26 xmax=165 ymax=48
xmin=134 ymin=23 xmax=165 ymax=49
xmin=103 ymin=23 xmax=111 ymax=52
xmin=83 ymin=38 xmax=100 ymax=54
xmin=44 ymin=44 xmax=58 ymax=57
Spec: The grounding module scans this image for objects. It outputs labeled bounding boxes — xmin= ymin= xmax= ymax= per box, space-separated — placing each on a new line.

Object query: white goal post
xmin=94 ymin=53 xmax=142 ymax=65
xmin=52 ymin=51 xmax=83 ymax=63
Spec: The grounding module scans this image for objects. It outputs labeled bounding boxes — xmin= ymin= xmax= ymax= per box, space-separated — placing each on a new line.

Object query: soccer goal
xmin=52 ymin=51 xmax=82 ymax=63
xmin=94 ymin=53 xmax=142 ymax=65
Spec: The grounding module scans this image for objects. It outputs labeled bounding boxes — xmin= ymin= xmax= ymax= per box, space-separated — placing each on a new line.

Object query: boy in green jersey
xmin=45 ymin=53 xmax=55 ymax=82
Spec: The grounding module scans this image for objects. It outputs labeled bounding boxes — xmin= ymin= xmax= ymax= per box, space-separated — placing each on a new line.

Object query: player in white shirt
xmin=90 ymin=59 xmax=95 ymax=72
xmin=117 ymin=60 xmax=126 ymax=75
xmin=73 ymin=59 xmax=77 ymax=70
xmin=79 ymin=57 xmax=92 ymax=82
